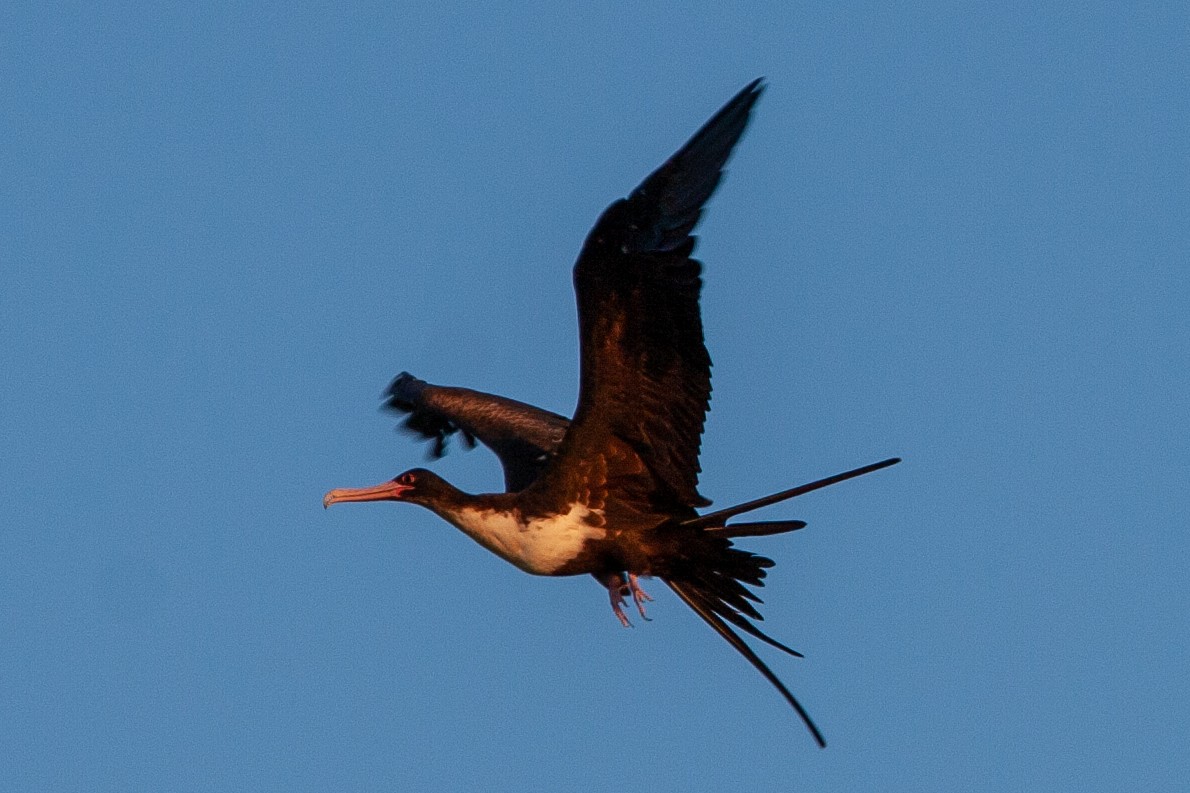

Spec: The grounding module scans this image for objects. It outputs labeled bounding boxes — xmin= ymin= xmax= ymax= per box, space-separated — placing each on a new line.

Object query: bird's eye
xmin=397 ymin=472 xmax=416 ymax=486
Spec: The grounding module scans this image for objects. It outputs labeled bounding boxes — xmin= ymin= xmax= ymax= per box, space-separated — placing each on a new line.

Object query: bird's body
xmin=324 ymin=80 xmax=899 ymax=747
xmin=418 ymin=492 xmax=606 ymax=577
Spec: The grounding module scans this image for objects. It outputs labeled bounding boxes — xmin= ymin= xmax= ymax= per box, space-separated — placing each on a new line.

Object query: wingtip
xmin=727 ymin=77 xmax=765 ymax=115
xmin=740 ymin=77 xmax=766 ymax=107
xmin=381 ymin=371 xmax=425 ymax=404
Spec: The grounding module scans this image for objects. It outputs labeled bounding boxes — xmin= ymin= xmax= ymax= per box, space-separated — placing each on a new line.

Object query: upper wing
xmin=529 ymin=79 xmax=764 ymax=515
xmin=383 ymin=372 xmax=569 ymax=492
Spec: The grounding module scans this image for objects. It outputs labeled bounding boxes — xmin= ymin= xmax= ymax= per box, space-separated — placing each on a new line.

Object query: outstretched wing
xmin=529 ymin=79 xmax=764 ymax=516
xmin=383 ymin=372 xmax=569 ymax=492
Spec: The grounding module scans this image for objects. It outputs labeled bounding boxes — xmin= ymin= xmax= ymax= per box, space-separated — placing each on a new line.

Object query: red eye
xmin=398 ymin=472 xmax=415 ymax=486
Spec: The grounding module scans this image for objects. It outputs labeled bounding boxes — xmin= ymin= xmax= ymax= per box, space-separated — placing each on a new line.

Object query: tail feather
xmin=667 ymin=580 xmax=825 ymax=748
xmin=708 ymin=520 xmax=806 ymax=538
xmin=654 ymin=457 xmax=900 ymax=747
xmin=709 ymin=580 xmax=764 ymax=621
xmin=677 ymin=574 xmax=803 ymax=659
xmin=658 ymin=530 xmax=803 ymax=658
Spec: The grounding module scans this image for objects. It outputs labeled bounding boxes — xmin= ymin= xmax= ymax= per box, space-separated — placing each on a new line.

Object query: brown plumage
xmin=384 ymin=372 xmax=568 ymax=492
xmin=324 ymin=79 xmax=900 ymax=747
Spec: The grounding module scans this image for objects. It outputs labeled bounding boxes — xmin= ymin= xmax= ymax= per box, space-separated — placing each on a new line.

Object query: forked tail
xmin=664 ymin=456 xmax=901 ymax=747
xmin=659 ymin=534 xmax=823 ymax=747
xmin=667 ymin=579 xmax=826 ymax=748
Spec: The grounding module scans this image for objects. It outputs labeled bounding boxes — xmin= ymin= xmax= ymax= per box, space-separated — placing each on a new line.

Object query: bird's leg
xmin=627 ymin=573 xmax=653 ymax=621
xmin=602 ymin=572 xmax=634 ymax=628
xmin=599 ymin=572 xmax=654 ymax=627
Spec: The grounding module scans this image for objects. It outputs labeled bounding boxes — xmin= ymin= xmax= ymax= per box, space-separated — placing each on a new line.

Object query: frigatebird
xmin=324 ymin=79 xmax=899 ymax=747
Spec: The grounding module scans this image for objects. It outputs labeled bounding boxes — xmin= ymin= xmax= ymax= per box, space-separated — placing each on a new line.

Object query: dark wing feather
xmin=383 ymin=372 xmax=569 ymax=492
xmin=530 ymin=79 xmax=764 ymax=515
xmin=682 ymin=458 xmax=902 ymax=530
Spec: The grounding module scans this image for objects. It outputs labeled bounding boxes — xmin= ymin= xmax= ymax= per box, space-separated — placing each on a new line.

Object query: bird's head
xmin=323 ymin=468 xmax=452 ymax=509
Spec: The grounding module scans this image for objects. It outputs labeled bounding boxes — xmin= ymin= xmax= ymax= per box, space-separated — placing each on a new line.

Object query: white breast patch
xmin=445 ymin=502 xmax=607 ymax=576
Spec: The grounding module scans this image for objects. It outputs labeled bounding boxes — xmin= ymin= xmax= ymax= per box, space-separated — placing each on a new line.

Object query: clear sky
xmin=4 ymin=2 xmax=1187 ymax=790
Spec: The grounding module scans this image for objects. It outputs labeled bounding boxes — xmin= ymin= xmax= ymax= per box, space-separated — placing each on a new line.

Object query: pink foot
xmin=607 ymin=573 xmax=632 ymax=627
xmin=605 ymin=572 xmax=653 ymax=627
xmin=628 ymin=573 xmax=653 ymax=621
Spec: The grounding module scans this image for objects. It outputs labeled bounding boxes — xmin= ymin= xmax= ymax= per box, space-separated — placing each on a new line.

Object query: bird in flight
xmin=324 ymin=79 xmax=899 ymax=747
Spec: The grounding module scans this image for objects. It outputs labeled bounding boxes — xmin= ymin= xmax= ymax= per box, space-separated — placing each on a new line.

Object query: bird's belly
xmin=447 ymin=503 xmax=607 ymax=576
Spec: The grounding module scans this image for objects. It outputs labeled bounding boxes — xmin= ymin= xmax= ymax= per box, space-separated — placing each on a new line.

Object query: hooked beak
xmin=323 ymin=480 xmax=413 ymax=509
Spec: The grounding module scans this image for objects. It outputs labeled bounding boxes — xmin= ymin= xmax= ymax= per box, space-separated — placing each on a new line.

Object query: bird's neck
xmin=416 ymin=487 xmax=519 ymax=532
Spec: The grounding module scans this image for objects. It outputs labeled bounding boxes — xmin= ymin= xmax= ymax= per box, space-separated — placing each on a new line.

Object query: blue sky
xmin=3 ymin=2 xmax=1188 ymax=790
